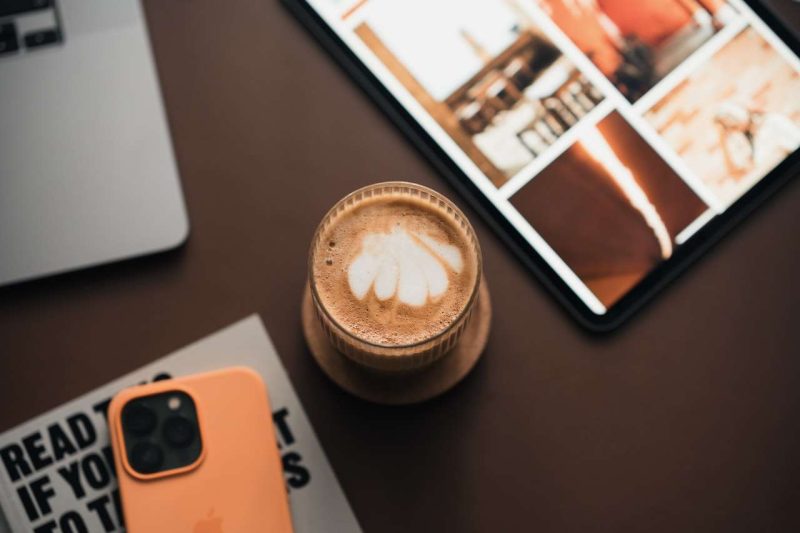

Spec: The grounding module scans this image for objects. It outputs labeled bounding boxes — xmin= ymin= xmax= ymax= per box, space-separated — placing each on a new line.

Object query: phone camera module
xmin=122 ymin=403 xmax=157 ymax=436
xmin=130 ymin=442 xmax=164 ymax=474
xmin=121 ymin=391 xmax=202 ymax=476
xmin=162 ymin=416 xmax=196 ymax=448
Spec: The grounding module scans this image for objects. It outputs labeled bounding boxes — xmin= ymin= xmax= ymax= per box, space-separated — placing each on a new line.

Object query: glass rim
xmin=308 ymin=181 xmax=483 ymax=351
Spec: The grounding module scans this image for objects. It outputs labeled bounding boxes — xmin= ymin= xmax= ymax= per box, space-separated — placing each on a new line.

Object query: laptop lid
xmin=0 ymin=0 xmax=188 ymax=286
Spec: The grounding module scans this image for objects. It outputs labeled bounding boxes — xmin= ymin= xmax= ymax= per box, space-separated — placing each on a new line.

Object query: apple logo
xmin=194 ymin=509 xmax=223 ymax=533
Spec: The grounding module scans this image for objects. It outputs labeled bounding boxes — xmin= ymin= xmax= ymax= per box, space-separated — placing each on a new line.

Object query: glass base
xmin=301 ymin=278 xmax=491 ymax=405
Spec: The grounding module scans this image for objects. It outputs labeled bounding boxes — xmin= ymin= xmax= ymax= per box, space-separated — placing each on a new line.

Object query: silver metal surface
xmin=0 ymin=0 xmax=188 ymax=286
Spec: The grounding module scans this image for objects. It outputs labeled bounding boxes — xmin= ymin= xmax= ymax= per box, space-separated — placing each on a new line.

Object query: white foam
xmin=416 ymin=233 xmax=463 ymax=272
xmin=346 ymin=225 xmax=463 ymax=306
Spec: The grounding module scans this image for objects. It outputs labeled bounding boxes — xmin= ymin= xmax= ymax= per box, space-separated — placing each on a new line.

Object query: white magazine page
xmin=0 ymin=315 xmax=361 ymax=533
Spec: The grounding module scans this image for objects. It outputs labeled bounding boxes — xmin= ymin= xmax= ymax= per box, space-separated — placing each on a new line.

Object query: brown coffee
xmin=309 ymin=183 xmax=481 ymax=370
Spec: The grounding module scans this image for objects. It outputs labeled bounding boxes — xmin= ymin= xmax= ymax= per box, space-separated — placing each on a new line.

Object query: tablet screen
xmin=305 ymin=0 xmax=800 ymax=315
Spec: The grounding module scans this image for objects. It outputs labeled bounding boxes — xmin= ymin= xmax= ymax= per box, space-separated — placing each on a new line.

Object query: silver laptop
xmin=0 ymin=0 xmax=189 ymax=286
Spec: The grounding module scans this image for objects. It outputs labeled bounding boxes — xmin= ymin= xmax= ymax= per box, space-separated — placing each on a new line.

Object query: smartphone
xmin=108 ymin=367 xmax=294 ymax=532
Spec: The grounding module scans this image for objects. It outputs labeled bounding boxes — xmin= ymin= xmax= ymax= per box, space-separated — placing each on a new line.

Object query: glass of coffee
xmin=308 ymin=182 xmax=483 ymax=375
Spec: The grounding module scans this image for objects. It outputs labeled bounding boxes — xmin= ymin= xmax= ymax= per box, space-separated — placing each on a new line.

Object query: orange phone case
xmin=108 ymin=367 xmax=294 ymax=533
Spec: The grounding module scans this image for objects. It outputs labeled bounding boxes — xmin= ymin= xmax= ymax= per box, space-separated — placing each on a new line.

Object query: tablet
xmin=286 ymin=0 xmax=800 ymax=330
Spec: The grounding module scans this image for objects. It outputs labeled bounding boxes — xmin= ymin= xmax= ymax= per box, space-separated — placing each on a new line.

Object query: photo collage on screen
xmin=312 ymin=0 xmax=800 ymax=312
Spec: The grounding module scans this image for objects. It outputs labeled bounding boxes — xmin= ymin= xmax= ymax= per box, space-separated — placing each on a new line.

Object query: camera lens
xmin=122 ymin=403 xmax=157 ymax=436
xmin=129 ymin=442 xmax=163 ymax=474
xmin=162 ymin=416 xmax=195 ymax=448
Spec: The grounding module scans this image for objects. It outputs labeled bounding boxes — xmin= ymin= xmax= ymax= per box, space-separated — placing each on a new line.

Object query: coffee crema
xmin=310 ymin=185 xmax=480 ymax=347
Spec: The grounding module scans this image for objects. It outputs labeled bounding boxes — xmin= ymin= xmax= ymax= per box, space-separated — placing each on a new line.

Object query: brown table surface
xmin=2 ymin=1 xmax=800 ymax=531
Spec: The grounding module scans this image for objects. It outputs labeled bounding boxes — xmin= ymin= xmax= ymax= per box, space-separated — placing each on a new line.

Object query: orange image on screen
xmin=538 ymin=0 xmax=740 ymax=101
xmin=511 ymin=112 xmax=708 ymax=307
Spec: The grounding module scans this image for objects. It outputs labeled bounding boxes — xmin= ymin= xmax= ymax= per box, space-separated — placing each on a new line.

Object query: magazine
xmin=0 ymin=315 xmax=361 ymax=533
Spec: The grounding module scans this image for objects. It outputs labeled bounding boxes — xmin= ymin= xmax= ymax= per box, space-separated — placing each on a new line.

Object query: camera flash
xmin=168 ymin=396 xmax=182 ymax=410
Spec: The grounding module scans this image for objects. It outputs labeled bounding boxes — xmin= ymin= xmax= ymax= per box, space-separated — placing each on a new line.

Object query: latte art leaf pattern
xmin=347 ymin=226 xmax=463 ymax=306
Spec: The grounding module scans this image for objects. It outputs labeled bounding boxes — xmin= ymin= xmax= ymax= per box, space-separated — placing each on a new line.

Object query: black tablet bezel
xmin=283 ymin=0 xmax=800 ymax=331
